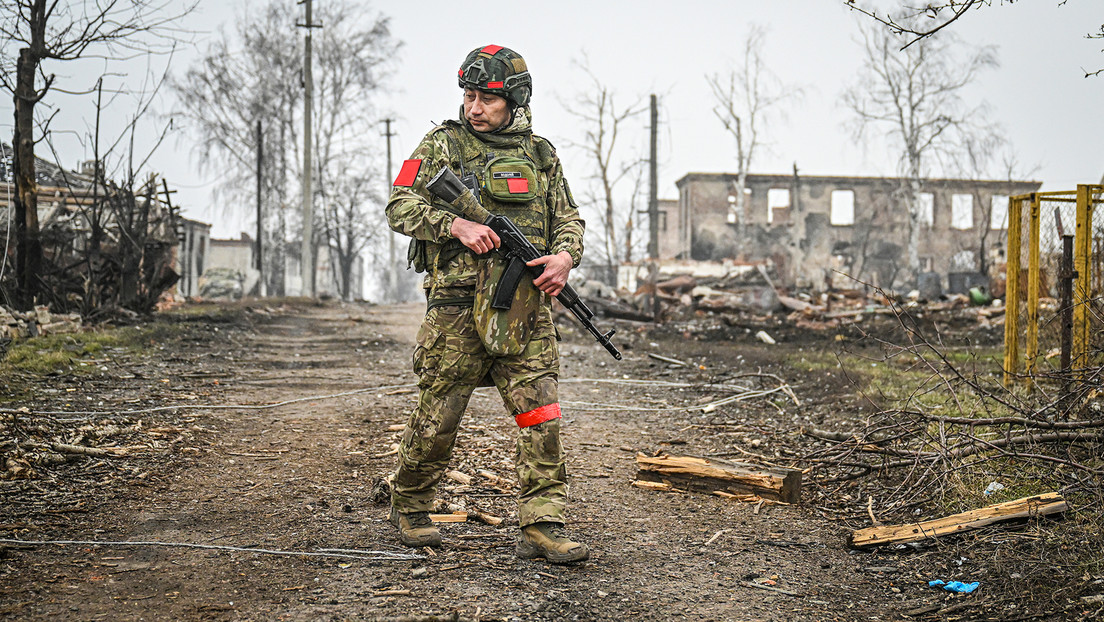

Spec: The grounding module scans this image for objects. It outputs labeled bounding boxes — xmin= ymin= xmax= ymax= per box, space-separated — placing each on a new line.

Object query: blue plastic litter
xmin=928 ymin=580 xmax=980 ymax=593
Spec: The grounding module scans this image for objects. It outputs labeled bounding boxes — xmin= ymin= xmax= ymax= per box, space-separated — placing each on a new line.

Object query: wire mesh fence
xmin=1005 ymin=186 xmax=1104 ymax=382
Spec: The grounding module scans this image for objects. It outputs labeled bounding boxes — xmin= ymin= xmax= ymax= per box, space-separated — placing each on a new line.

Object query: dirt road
xmin=1 ymin=301 xmax=939 ymax=621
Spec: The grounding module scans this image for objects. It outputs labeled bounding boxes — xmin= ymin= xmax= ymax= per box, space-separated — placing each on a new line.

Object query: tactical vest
xmin=423 ymin=121 xmax=564 ymax=356
xmin=410 ymin=120 xmax=558 ymax=281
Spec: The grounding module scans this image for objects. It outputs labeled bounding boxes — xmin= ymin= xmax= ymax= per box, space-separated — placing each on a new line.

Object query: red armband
xmin=514 ymin=403 xmax=562 ymax=428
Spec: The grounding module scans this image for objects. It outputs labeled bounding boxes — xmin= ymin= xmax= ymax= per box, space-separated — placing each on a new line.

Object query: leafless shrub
xmin=800 ymin=284 xmax=1103 ymax=616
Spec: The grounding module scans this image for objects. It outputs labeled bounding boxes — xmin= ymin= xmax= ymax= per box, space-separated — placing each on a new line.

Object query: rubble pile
xmin=197 ymin=267 xmax=246 ymax=301
xmin=0 ymin=304 xmax=83 ymax=340
xmin=577 ymin=265 xmax=1007 ymax=338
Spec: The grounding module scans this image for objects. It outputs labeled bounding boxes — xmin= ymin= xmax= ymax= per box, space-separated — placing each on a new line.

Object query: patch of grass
xmin=943 ymin=347 xmax=1002 ymax=365
xmin=0 ymin=321 xmax=188 ymax=379
xmin=785 ymin=350 xmax=843 ymax=373
xmin=3 ymin=330 xmax=126 ymax=375
xmin=161 ymin=302 xmax=228 ymax=317
xmin=941 ymin=460 xmax=1071 ymax=512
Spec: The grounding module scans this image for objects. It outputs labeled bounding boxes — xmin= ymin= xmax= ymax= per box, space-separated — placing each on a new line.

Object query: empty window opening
xmin=951 ymin=194 xmax=974 ymax=230
xmin=767 ymin=188 xmax=790 ymax=224
xmin=830 ymin=190 xmax=854 ymax=226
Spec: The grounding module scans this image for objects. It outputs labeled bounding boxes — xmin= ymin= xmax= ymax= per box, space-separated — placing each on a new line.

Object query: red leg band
xmin=515 ymin=403 xmax=561 ymax=428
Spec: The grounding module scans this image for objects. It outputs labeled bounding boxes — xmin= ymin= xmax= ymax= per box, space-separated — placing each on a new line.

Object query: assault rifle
xmin=426 ymin=166 xmax=621 ymax=361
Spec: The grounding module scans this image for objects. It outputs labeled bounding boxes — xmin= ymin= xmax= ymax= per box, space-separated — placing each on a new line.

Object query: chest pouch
xmin=484 ymin=156 xmax=539 ymax=204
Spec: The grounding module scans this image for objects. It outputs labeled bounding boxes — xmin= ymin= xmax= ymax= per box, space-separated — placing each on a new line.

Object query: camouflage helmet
xmin=458 ymin=44 xmax=532 ymax=108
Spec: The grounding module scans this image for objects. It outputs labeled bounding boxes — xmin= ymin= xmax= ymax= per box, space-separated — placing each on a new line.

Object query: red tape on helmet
xmin=393 ymin=159 xmax=421 ymax=187
xmin=515 ymin=403 xmax=561 ymax=428
xmin=481 ymin=44 xmax=504 ymax=55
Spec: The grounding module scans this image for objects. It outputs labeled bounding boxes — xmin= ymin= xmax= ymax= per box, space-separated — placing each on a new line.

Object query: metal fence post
xmin=1026 ymin=193 xmax=1041 ymax=377
xmin=1003 ymin=194 xmax=1024 ymax=387
xmin=1073 ymin=184 xmax=1095 ymax=373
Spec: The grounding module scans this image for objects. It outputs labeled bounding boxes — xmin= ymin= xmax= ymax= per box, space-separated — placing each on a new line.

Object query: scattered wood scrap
xmin=743 ymin=581 xmax=800 ymax=597
xmin=635 ymin=453 xmax=801 ymax=503
xmin=647 ymin=352 xmax=689 ymax=367
xmin=431 ymin=500 xmax=503 ymax=526
xmin=849 ymin=492 xmax=1068 ymax=548
xmin=445 ymin=470 xmax=473 ymax=485
xmin=428 ymin=511 xmax=468 ymax=523
xmin=24 ymin=441 xmax=127 ymax=458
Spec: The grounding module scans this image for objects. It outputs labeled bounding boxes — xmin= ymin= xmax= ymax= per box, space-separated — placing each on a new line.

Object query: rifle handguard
xmin=426 ymin=167 xmax=491 ymax=224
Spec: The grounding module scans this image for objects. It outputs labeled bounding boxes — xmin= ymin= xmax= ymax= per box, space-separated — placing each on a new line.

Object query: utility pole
xmin=297 ymin=0 xmax=318 ymax=297
xmin=382 ymin=117 xmax=396 ymax=302
xmin=648 ymin=94 xmax=660 ymax=323
xmin=255 ymin=119 xmax=264 ymax=295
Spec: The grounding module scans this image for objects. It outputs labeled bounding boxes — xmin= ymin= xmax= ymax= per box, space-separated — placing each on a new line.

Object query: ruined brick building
xmin=663 ymin=172 xmax=1041 ymax=293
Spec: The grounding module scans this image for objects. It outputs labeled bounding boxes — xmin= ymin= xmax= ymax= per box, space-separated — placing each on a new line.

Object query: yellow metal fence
xmin=1003 ymin=184 xmax=1104 ymax=384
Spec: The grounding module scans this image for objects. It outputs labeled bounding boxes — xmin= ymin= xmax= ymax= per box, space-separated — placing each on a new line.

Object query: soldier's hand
xmin=451 ymin=217 xmax=501 ymax=254
xmin=527 ymin=251 xmax=573 ymax=297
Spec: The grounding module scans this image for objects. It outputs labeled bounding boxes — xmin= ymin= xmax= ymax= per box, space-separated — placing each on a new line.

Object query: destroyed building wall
xmin=656 ymin=199 xmax=681 ymax=260
xmin=208 ymin=233 xmax=255 ymax=277
xmin=205 ymin=233 xmax=260 ymax=298
xmin=176 ymin=219 xmax=210 ymax=298
xmin=674 ymin=172 xmax=1041 ymax=291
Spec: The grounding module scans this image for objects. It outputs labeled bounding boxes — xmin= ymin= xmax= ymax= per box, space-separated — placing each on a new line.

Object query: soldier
xmin=385 ymin=44 xmax=588 ymax=564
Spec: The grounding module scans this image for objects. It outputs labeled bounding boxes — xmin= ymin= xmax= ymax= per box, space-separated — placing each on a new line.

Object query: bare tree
xmin=844 ymin=0 xmax=993 ymax=45
xmin=171 ymin=0 xmax=394 ymax=300
xmin=0 ymin=0 xmax=191 ymax=310
xmin=950 ymin=129 xmax=1039 ymax=279
xmin=310 ymin=2 xmax=394 ymax=300
xmin=706 ymin=26 xmax=802 ymax=238
xmin=18 ymin=70 xmax=185 ymax=317
xmin=845 ymin=0 xmax=1104 ymax=75
xmin=562 ymin=61 xmax=647 ymax=284
xmin=170 ymin=1 xmax=301 ymax=296
xmin=318 ymin=168 xmax=380 ymax=300
xmin=842 ymin=21 xmax=998 ymax=284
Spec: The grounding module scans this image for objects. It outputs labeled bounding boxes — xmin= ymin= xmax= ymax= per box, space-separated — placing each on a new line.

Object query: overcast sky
xmin=3 ymin=0 xmax=1101 ymax=238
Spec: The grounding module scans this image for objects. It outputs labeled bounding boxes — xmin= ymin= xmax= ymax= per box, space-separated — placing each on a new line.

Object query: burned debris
xmin=0 ymin=149 xmax=183 ymax=320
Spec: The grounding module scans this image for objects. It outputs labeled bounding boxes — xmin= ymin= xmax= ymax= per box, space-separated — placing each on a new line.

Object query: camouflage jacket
xmin=386 ymin=107 xmax=585 ymax=355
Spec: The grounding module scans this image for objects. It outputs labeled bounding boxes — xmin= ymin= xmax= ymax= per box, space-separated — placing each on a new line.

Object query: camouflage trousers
xmin=391 ymin=305 xmax=567 ymax=527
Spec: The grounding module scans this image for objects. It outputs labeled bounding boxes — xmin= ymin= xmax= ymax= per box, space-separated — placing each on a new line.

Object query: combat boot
xmin=516 ymin=522 xmax=589 ymax=564
xmin=389 ymin=507 xmax=442 ymax=548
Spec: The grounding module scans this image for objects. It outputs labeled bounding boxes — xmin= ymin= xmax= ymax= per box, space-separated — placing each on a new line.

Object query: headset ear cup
xmin=513 ymin=85 xmax=531 ymax=108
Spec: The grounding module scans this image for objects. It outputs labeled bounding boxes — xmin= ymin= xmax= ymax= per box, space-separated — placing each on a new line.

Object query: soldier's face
xmin=464 ymin=88 xmax=510 ymax=132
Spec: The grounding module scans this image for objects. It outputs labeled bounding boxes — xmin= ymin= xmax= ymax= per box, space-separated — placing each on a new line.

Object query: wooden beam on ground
xmin=429 ymin=511 xmax=468 ymax=523
xmin=849 ymin=492 xmax=1067 ymax=549
xmin=635 ymin=453 xmax=801 ymax=503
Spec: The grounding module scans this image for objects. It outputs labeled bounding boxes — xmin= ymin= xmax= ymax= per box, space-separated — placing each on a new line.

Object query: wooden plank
xmin=635 ymin=453 xmax=801 ymax=503
xmin=632 ymin=480 xmax=674 ymax=492
xmin=849 ymin=492 xmax=1067 ymax=548
xmin=428 ymin=512 xmax=468 ymax=523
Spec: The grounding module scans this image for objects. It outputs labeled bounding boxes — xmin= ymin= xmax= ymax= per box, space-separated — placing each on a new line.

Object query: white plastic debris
xmin=755 ymin=330 xmax=776 ymax=345
xmin=983 ymin=482 xmax=1005 ymax=495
